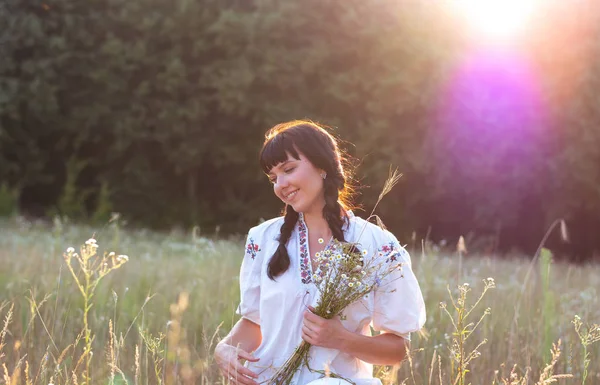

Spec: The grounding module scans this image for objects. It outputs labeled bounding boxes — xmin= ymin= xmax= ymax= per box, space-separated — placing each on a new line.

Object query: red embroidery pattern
xmin=378 ymin=241 xmax=400 ymax=263
xmin=298 ymin=219 xmax=312 ymax=284
xmin=245 ymin=238 xmax=261 ymax=260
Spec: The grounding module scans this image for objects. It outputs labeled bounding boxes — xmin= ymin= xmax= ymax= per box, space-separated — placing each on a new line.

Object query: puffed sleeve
xmin=236 ymin=228 xmax=263 ymax=325
xmin=371 ymin=231 xmax=426 ymax=340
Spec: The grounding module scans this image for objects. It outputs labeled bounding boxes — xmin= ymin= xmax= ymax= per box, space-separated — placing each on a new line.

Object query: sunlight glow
xmin=457 ymin=0 xmax=537 ymax=40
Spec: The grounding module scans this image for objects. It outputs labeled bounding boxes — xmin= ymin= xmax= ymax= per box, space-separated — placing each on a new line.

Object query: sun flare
xmin=456 ymin=0 xmax=537 ymax=40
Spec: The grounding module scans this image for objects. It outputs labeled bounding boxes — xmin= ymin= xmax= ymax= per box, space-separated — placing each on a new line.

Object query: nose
xmin=274 ymin=174 xmax=289 ymax=190
xmin=276 ymin=174 xmax=288 ymax=187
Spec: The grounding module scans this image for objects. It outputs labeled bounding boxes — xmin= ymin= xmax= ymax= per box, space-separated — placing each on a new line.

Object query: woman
xmin=214 ymin=120 xmax=426 ymax=385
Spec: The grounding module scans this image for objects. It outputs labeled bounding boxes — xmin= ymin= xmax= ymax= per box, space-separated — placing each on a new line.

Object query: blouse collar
xmin=297 ymin=210 xmax=354 ymax=228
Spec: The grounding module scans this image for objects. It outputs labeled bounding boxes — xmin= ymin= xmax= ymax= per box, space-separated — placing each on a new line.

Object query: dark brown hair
xmin=259 ymin=120 xmax=355 ymax=280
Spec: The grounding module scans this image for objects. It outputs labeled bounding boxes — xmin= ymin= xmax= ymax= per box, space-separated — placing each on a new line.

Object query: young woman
xmin=214 ymin=120 xmax=426 ymax=385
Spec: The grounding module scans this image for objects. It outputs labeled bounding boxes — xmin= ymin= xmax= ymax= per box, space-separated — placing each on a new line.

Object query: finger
xmin=238 ymin=374 xmax=259 ymax=385
xmin=307 ymin=305 xmax=316 ymax=312
xmin=303 ymin=323 xmax=319 ymax=338
xmin=237 ymin=365 xmax=259 ymax=379
xmin=302 ymin=323 xmax=330 ymax=348
xmin=304 ymin=309 xmax=317 ymax=318
xmin=231 ymin=374 xmax=257 ymax=385
xmin=237 ymin=349 xmax=260 ymax=363
xmin=302 ymin=325 xmax=318 ymax=340
xmin=301 ymin=330 xmax=316 ymax=345
xmin=227 ymin=370 xmax=258 ymax=385
xmin=302 ymin=320 xmax=318 ymax=334
xmin=303 ymin=316 xmax=323 ymax=331
xmin=223 ymin=370 xmax=242 ymax=385
xmin=304 ymin=310 xmax=327 ymax=323
xmin=231 ymin=361 xmax=259 ymax=383
xmin=223 ymin=370 xmax=237 ymax=385
xmin=304 ymin=310 xmax=321 ymax=322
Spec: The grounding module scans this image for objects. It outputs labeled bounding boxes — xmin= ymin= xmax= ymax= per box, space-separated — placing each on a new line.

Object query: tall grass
xmin=0 ymin=216 xmax=598 ymax=384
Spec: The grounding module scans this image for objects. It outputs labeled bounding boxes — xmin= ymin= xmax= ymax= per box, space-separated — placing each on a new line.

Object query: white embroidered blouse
xmin=237 ymin=212 xmax=426 ymax=385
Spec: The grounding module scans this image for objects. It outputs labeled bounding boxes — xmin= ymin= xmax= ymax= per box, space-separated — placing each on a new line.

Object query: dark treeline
xmin=1 ymin=0 xmax=599 ymax=259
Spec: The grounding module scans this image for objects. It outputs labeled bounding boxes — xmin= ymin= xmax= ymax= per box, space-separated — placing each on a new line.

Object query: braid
xmin=322 ymin=172 xmax=347 ymax=243
xmin=267 ymin=206 xmax=299 ymax=280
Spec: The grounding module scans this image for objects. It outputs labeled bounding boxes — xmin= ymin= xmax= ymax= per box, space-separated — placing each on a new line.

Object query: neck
xmin=302 ymin=210 xmax=331 ymax=239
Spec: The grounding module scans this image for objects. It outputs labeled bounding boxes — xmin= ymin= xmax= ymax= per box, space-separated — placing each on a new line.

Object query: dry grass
xmin=0 ymin=216 xmax=598 ymax=384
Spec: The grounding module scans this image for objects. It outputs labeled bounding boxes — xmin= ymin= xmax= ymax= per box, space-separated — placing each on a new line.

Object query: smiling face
xmin=268 ymin=152 xmax=326 ymax=216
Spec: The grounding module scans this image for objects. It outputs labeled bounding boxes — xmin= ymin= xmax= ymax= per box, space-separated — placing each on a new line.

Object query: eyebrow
xmin=267 ymin=160 xmax=293 ymax=176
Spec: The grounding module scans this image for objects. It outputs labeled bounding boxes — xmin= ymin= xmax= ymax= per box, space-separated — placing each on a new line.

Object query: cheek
xmin=273 ymin=184 xmax=287 ymax=201
xmin=294 ymin=167 xmax=312 ymax=186
xmin=308 ymin=174 xmax=325 ymax=194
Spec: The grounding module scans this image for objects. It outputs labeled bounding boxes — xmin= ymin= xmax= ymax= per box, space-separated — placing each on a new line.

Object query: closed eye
xmin=267 ymin=162 xmax=296 ymax=184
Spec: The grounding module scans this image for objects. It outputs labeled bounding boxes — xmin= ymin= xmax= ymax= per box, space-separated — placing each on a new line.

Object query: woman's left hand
xmin=302 ymin=306 xmax=350 ymax=349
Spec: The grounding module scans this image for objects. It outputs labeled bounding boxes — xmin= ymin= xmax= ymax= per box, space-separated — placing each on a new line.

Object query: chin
xmin=289 ymin=204 xmax=305 ymax=213
xmin=288 ymin=200 xmax=309 ymax=213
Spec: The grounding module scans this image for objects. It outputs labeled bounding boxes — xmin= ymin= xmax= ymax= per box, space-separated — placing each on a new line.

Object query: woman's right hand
xmin=215 ymin=342 xmax=260 ymax=385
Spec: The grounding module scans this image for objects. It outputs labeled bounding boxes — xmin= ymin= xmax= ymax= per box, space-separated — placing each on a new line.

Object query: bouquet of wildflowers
xmin=267 ymin=170 xmax=405 ymax=385
xmin=267 ymin=239 xmax=404 ymax=385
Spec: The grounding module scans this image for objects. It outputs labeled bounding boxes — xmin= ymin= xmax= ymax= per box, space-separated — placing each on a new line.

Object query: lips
xmin=284 ymin=189 xmax=299 ymax=201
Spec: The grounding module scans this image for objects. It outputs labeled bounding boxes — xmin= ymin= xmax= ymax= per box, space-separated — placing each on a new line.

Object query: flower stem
xmin=268 ymin=341 xmax=311 ymax=385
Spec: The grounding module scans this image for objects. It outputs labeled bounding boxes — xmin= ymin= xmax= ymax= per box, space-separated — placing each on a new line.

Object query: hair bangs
xmin=259 ymin=133 xmax=300 ymax=174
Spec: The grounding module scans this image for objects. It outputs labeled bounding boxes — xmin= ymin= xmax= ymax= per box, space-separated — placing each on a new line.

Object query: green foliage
xmin=573 ymin=315 xmax=600 ymax=385
xmin=1 ymin=0 xmax=600 ymax=253
xmin=0 ymin=220 xmax=596 ymax=384
xmin=0 ymin=183 xmax=19 ymax=217
xmin=62 ymin=239 xmax=128 ymax=385
xmin=91 ymin=180 xmax=113 ymax=224
xmin=540 ymin=248 xmax=556 ymax=363
xmin=440 ymin=279 xmax=495 ymax=385
xmin=54 ymin=157 xmax=90 ymax=220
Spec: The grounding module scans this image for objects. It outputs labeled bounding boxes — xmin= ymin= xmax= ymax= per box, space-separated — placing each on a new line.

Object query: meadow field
xmin=0 ymin=216 xmax=598 ymax=385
